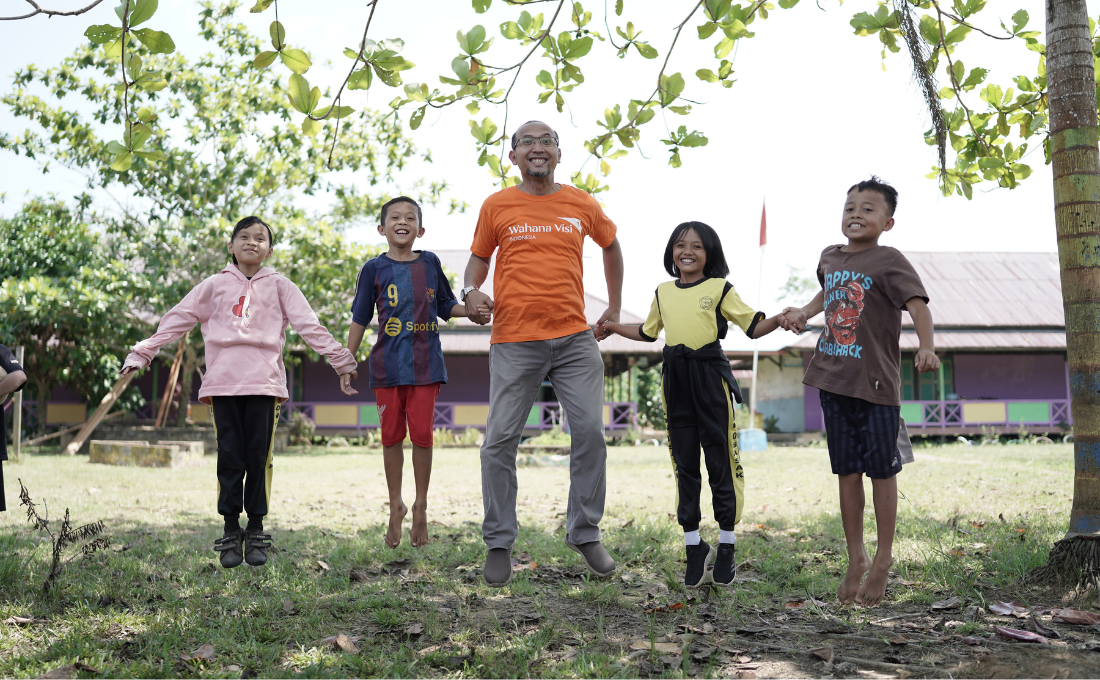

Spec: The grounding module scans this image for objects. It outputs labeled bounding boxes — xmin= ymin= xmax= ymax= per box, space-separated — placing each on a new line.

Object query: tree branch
xmin=0 ymin=0 xmax=106 ymax=21
xmin=928 ymin=0 xmax=1014 ymax=41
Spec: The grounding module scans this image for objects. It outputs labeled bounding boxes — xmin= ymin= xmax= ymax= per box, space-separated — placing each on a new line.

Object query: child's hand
xmin=778 ymin=307 xmax=807 ymax=334
xmin=914 ymin=348 xmax=940 ymax=373
xmin=340 ymin=370 xmax=359 ymax=396
xmin=119 ymin=363 xmax=141 ymax=377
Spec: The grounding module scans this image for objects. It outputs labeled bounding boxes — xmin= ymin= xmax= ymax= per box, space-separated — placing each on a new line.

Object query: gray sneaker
xmin=483 ymin=548 xmax=512 ymax=587
xmin=565 ymin=538 xmax=616 ymax=578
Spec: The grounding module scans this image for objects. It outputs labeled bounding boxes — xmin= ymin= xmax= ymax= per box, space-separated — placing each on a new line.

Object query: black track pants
xmin=668 ymin=422 xmax=742 ymax=532
xmin=211 ymin=395 xmax=279 ymax=519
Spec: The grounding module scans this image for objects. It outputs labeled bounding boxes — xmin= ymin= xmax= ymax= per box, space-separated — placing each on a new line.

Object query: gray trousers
xmin=481 ymin=329 xmax=607 ymax=549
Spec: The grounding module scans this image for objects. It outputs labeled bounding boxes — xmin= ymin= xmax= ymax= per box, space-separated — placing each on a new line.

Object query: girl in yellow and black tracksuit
xmin=599 ymin=221 xmax=783 ymax=588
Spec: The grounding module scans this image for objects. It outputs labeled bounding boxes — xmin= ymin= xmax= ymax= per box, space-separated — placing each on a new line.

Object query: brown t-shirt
xmin=802 ymin=245 xmax=928 ymax=406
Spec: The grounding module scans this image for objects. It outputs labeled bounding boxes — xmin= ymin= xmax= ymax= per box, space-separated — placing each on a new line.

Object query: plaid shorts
xmin=819 ymin=390 xmax=902 ymax=479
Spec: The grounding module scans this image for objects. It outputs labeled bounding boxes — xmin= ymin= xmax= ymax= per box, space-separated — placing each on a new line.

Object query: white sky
xmin=1 ymin=0 xmax=1092 ymax=351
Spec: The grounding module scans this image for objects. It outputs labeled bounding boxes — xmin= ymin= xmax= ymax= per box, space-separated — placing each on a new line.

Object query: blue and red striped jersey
xmin=350 ymin=251 xmax=459 ymax=388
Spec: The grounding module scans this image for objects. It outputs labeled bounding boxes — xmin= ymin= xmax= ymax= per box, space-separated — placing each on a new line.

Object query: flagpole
xmin=750 ymin=201 xmax=766 ymax=430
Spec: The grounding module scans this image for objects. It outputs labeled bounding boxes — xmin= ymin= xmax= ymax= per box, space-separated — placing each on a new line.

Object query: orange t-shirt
xmin=471 ymin=185 xmax=618 ymax=343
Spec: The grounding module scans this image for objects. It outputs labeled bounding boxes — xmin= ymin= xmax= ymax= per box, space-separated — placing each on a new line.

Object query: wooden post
xmin=154 ymin=339 xmax=186 ymax=429
xmin=62 ymin=372 xmax=135 ymax=456
xmin=11 ymin=347 xmax=23 ymax=462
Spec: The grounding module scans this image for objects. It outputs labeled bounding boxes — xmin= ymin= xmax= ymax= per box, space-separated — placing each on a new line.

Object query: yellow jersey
xmin=639 ymin=278 xmax=762 ymax=349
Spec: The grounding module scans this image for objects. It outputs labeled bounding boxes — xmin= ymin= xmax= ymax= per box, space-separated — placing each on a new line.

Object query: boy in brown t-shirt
xmin=782 ymin=177 xmax=939 ymax=607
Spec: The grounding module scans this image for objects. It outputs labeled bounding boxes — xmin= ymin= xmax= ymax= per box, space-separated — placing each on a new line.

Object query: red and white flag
xmin=759 ymin=201 xmax=767 ymax=248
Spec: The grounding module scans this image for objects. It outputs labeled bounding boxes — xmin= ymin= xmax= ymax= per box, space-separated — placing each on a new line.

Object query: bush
xmin=289 ymin=410 xmax=316 ymax=446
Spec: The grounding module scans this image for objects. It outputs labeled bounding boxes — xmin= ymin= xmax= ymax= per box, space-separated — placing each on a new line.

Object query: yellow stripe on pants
xmin=265 ymin=401 xmax=281 ymax=508
xmin=724 ymin=387 xmax=745 ymax=526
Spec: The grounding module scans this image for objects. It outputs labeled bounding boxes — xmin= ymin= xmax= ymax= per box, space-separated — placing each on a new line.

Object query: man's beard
xmin=525 ymin=166 xmax=551 ymax=178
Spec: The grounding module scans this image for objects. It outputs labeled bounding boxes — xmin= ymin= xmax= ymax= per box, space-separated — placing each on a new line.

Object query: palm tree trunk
xmin=1040 ymin=0 xmax=1100 ymax=584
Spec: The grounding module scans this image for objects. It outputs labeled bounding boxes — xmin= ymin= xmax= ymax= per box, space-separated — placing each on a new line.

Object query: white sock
xmin=719 ymin=530 xmax=736 ymax=544
xmin=684 ymin=530 xmax=701 ymax=546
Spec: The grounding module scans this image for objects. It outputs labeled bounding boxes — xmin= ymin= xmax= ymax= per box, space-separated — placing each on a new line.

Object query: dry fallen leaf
xmin=349 ymin=568 xmax=369 ymax=583
xmin=4 ymin=616 xmax=45 ymax=626
xmin=669 ymin=602 xmax=684 ymax=610
xmin=889 ymin=634 xmax=911 ymax=646
xmin=737 ymin=655 xmax=753 ymax=664
xmin=511 ymin=561 xmax=538 ymax=573
xmin=930 ymin=596 xmax=961 ymax=611
xmin=630 ymin=640 xmax=682 ymax=654
xmin=659 ymin=655 xmax=682 ymax=666
xmin=35 ymin=666 xmax=76 ymax=679
xmin=282 ymin=598 xmax=294 ymax=614
xmin=810 ymin=646 xmax=835 ymax=664
xmin=404 ymin=623 xmax=424 ymax=636
xmin=1051 ymin=608 xmax=1100 ymax=625
xmin=1033 ymin=617 xmax=1060 ymax=639
xmin=994 ymin=626 xmax=1047 ymax=644
xmin=334 ymin=633 xmax=360 ymax=654
xmin=884 ymin=654 xmax=909 ymax=664
xmin=182 ymin=643 xmax=216 ymax=661
xmin=317 ymin=560 xmax=331 ymax=571
xmin=418 ymin=645 xmax=441 ymax=657
xmin=647 ymin=583 xmax=669 ymax=598
xmin=960 ymin=636 xmax=984 ymax=646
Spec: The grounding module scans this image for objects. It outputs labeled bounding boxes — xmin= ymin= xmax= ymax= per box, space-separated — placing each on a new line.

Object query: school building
xmin=729 ymin=252 xmax=1072 ymax=437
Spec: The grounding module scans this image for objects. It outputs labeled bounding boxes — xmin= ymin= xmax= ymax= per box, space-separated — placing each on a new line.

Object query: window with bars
xmin=900 ymin=353 xmax=954 ymax=401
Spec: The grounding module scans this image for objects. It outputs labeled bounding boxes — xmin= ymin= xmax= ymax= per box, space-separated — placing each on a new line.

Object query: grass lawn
xmin=0 ymin=442 xmax=1095 ymax=678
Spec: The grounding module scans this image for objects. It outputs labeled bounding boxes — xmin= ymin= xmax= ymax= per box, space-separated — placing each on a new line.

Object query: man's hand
xmin=340 ymin=369 xmax=359 ymax=396
xmin=465 ymin=289 xmax=494 ymax=325
xmin=914 ymin=348 xmax=940 ymax=373
xmin=779 ymin=307 xmax=808 ymax=334
xmin=594 ymin=307 xmax=620 ymax=341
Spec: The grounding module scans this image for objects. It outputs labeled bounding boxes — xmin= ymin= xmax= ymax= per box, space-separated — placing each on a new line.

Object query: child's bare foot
xmin=385 ymin=501 xmax=407 ymax=548
xmin=410 ymin=500 xmax=429 ymax=548
xmin=838 ymin=550 xmax=871 ymax=604
xmin=856 ymin=556 xmax=893 ymax=606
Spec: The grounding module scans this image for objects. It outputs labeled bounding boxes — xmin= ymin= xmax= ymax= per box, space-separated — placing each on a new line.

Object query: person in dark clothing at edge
xmin=0 ymin=344 xmax=28 ymax=512
xmin=600 ymin=221 xmax=794 ymax=588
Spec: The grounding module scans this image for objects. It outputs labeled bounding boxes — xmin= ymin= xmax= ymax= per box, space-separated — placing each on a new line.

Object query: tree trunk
xmin=1040 ymin=0 xmax=1100 ymax=583
xmin=174 ymin=339 xmax=198 ymax=427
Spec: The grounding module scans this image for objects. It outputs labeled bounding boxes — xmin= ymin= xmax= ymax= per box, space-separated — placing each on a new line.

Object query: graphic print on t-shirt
xmin=820 ymin=269 xmax=873 ymax=359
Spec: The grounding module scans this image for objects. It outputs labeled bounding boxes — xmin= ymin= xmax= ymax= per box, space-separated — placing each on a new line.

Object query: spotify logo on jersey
xmin=384 ymin=317 xmax=403 ymax=336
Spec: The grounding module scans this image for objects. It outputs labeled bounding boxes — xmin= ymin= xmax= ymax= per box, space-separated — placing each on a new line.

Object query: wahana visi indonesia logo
xmin=231 ymin=295 xmax=250 ymax=318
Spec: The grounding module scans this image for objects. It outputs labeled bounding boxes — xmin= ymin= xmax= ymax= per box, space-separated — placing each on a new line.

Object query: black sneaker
xmin=713 ymin=542 xmax=736 ymax=586
xmin=214 ymin=529 xmax=244 ymax=569
xmin=685 ymin=540 xmax=714 ymax=588
xmin=244 ymin=531 xmax=272 ymax=567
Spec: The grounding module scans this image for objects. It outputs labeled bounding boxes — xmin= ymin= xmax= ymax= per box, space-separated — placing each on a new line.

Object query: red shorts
xmin=374 ymin=383 xmax=440 ymax=447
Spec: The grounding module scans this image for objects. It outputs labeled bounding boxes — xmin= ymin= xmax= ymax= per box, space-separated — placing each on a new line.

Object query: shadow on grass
xmin=0 ymin=496 xmax=1070 ymax=679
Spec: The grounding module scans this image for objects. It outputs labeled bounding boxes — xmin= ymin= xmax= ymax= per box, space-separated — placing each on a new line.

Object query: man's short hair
xmin=847 ymin=176 xmax=898 ymax=216
xmin=510 ymin=121 xmax=560 ymax=149
xmin=380 ymin=195 xmax=422 ymax=225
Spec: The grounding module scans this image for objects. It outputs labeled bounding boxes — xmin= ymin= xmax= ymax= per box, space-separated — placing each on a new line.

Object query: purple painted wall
xmin=804 ymin=385 xmax=823 ymax=430
xmin=953 ymin=353 xmax=1068 ymax=400
xmin=298 ymin=354 xmax=490 ymax=403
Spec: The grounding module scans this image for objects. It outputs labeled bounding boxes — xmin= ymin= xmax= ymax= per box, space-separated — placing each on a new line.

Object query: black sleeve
xmin=0 ymin=345 xmax=25 ymax=392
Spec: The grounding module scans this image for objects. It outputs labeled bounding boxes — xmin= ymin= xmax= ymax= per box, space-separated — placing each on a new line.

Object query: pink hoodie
xmin=123 ymin=264 xmax=356 ymax=404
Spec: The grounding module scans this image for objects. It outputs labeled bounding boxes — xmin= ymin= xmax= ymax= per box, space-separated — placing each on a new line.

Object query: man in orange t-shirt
xmin=461 ymin=120 xmax=624 ymax=587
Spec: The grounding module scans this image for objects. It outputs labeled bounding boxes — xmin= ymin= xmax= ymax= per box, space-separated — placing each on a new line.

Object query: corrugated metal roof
xmin=433 ymin=249 xmax=647 ymax=328
xmin=788 ymin=330 xmax=1066 ymax=351
xmin=801 ymin=251 xmax=1063 ymax=329
xmin=440 ymin=332 xmax=663 ymax=355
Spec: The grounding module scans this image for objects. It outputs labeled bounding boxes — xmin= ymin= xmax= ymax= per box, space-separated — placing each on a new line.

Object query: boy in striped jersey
xmin=346 ymin=196 xmax=485 ymax=548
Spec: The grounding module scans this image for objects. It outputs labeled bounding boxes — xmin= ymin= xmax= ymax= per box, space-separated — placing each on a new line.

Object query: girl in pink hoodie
xmin=121 ymin=216 xmax=357 ymax=569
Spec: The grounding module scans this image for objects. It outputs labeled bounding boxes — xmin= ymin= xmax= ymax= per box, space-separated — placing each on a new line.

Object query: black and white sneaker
xmin=713 ymin=542 xmax=736 ymax=586
xmin=684 ymin=540 xmax=715 ymax=588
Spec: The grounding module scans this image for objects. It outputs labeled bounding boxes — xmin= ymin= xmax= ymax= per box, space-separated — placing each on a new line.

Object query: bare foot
xmin=856 ymin=556 xmax=893 ymax=607
xmin=385 ymin=501 xmax=407 ymax=549
xmin=410 ymin=500 xmax=428 ymax=548
xmin=838 ymin=550 xmax=871 ymax=604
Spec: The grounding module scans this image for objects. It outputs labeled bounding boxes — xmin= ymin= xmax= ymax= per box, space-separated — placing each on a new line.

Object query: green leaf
xmin=615 ymin=0 xmax=623 ymax=16
xmin=106 ymin=140 xmax=127 ymax=155
xmin=563 ymin=36 xmax=593 ymax=59
xmin=287 ymin=73 xmax=312 ymax=113
xmin=473 ymin=0 xmax=491 ymax=13
xmin=128 ymin=0 xmax=157 ymax=28
xmin=962 ymin=67 xmax=988 ymax=90
xmin=1012 ymin=10 xmax=1028 ymax=34
xmin=410 ymin=106 xmax=426 ymax=130
xmin=270 ymin=21 xmax=286 ymax=50
xmin=308 ymin=86 xmax=322 ymax=114
xmin=302 ymin=117 xmax=322 ymax=137
xmin=135 ymin=71 xmax=167 ymax=91
xmin=696 ymin=69 xmax=718 ymax=83
xmin=466 ymin=100 xmax=480 ymax=115
xmin=500 ymin=21 xmax=525 ymax=40
xmin=635 ymin=42 xmax=657 ymax=59
xmin=134 ymin=149 xmax=166 ymax=162
xmin=535 ymin=70 xmax=555 ymax=90
xmin=348 ymin=67 xmax=372 ymax=90
xmin=104 ymin=32 xmax=129 ymax=59
xmin=280 ymin=49 xmax=312 ymax=74
xmin=697 ymin=23 xmax=718 ymax=39
xmin=126 ymin=54 xmax=143 ymax=81
xmin=314 ymin=104 xmax=354 ymax=119
xmin=778 ymin=0 xmax=799 ymax=7
xmin=110 ymin=151 xmax=133 ymax=172
xmin=669 ymin=148 xmax=682 ymax=168
xmin=253 ymin=51 xmax=278 ymax=68
xmin=722 ymin=19 xmax=750 ymax=40
xmin=469 ymin=117 xmax=497 ymax=144
xmin=459 ymin=25 xmax=487 ymax=55
xmin=249 ymin=0 xmax=276 ymax=12
xmin=125 ymin=122 xmax=152 ymax=150
xmin=84 ymin=24 xmax=123 ymax=44
xmin=131 ymin=28 xmax=175 ymax=54
xmin=372 ymin=64 xmax=402 ymax=87
xmin=136 ymin=107 xmax=155 ymax=122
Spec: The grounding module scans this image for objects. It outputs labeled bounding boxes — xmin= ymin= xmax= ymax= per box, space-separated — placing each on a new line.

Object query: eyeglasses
xmin=514 ymin=136 xmax=557 ymax=148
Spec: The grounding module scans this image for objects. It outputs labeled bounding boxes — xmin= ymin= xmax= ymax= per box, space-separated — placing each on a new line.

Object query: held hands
xmin=777 ymin=307 xmax=808 ymax=334
xmin=914 ymin=348 xmax=940 ymax=373
xmin=465 ymin=289 xmax=494 ymax=325
xmin=339 ymin=369 xmax=359 ymax=396
xmin=594 ymin=308 xmax=619 ymax=341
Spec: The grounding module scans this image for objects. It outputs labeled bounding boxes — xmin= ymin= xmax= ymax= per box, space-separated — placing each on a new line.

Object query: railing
xmin=282 ymin=400 xmax=637 ymax=431
xmin=901 ymin=399 xmax=1072 ymax=429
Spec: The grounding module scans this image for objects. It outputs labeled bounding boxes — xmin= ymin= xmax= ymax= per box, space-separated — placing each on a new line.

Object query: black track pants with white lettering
xmin=211 ymin=395 xmax=280 ymax=519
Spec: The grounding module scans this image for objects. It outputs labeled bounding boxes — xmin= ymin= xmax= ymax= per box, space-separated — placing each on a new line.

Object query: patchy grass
xmin=0 ymin=442 xmax=1093 ymax=678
